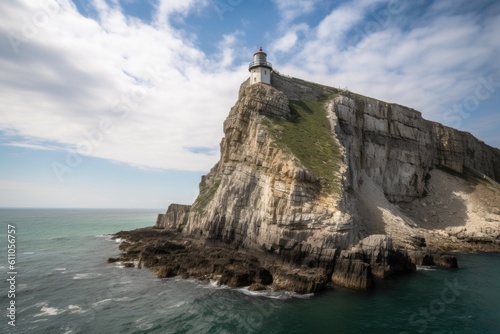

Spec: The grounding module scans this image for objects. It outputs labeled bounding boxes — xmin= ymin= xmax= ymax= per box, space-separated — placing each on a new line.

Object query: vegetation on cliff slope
xmin=437 ymin=166 xmax=500 ymax=193
xmin=192 ymin=179 xmax=220 ymax=213
xmin=263 ymin=99 xmax=342 ymax=194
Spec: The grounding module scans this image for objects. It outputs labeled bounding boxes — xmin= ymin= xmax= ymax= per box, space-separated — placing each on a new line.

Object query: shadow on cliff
xmin=398 ymin=167 xmax=482 ymax=230
xmin=354 ymin=167 xmax=488 ymax=234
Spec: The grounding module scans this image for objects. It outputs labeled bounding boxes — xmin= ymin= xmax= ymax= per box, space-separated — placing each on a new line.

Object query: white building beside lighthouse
xmin=249 ymin=47 xmax=272 ymax=85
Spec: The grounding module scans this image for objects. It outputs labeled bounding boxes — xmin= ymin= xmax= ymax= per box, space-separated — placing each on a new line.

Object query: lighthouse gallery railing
xmin=248 ymin=61 xmax=272 ymax=69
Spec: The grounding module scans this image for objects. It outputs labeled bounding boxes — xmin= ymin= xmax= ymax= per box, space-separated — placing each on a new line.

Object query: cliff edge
xmin=117 ymin=73 xmax=500 ymax=293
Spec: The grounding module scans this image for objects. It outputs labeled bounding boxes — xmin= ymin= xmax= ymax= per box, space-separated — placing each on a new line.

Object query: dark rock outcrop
xmin=409 ymin=248 xmax=458 ymax=269
xmin=332 ymin=235 xmax=415 ymax=290
xmin=112 ymin=228 xmax=331 ymax=293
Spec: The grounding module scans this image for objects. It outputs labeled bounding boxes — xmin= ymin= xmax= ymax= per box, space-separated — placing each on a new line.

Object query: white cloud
xmin=271 ymin=0 xmax=322 ymax=26
xmin=154 ymin=0 xmax=208 ymax=24
xmin=272 ymin=24 xmax=309 ymax=53
xmin=0 ymin=0 xmax=245 ymax=172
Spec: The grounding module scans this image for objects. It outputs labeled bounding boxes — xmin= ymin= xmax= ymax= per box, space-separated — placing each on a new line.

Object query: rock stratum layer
xmin=116 ymin=74 xmax=500 ymax=293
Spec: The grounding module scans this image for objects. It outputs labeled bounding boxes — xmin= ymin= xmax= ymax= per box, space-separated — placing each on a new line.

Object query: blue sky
xmin=1 ymin=0 xmax=499 ymax=208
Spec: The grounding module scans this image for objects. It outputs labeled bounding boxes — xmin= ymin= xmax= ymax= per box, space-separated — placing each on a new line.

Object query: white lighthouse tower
xmin=249 ymin=47 xmax=272 ymax=85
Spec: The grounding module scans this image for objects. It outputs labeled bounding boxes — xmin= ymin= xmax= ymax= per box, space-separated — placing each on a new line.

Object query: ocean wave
xmin=73 ymin=273 xmax=102 ymax=280
xmin=135 ymin=317 xmax=154 ymax=331
xmin=23 ymin=252 xmax=35 ymax=255
xmin=113 ymin=297 xmax=134 ymax=302
xmin=30 ymin=319 xmax=49 ymax=323
xmin=92 ymin=299 xmax=112 ymax=307
xmin=21 ymin=301 xmax=48 ymax=314
xmin=96 ymin=234 xmax=114 ymax=241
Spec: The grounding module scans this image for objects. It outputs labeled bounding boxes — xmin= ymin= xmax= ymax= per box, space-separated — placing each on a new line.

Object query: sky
xmin=0 ymin=0 xmax=499 ymax=209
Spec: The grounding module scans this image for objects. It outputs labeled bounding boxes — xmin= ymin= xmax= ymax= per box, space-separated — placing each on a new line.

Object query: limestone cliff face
xmin=156 ymin=204 xmax=190 ymax=229
xmin=157 ymin=73 xmax=500 ymax=289
xmin=180 ymin=81 xmax=357 ymax=268
xmin=332 ymin=93 xmax=500 ymax=203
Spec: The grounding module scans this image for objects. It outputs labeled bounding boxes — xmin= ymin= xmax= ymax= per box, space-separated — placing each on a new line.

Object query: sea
xmin=0 ymin=208 xmax=499 ymax=334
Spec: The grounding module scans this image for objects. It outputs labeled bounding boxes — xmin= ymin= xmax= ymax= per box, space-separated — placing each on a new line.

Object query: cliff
xmin=115 ymin=73 xmax=500 ymax=293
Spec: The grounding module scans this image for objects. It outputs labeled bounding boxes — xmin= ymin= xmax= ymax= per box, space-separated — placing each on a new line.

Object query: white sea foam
xmin=34 ymin=306 xmax=65 ymax=317
xmin=290 ymin=292 xmax=314 ymax=299
xmin=54 ymin=268 xmax=67 ymax=271
xmin=31 ymin=319 xmax=49 ymax=323
xmin=68 ymin=305 xmax=86 ymax=314
xmin=115 ymin=237 xmax=124 ymax=243
xmin=114 ymin=261 xmax=125 ymax=269
xmin=167 ymin=301 xmax=186 ymax=309
xmin=23 ymin=252 xmax=35 ymax=255
xmin=236 ymin=286 xmax=314 ymax=300
xmin=92 ymin=299 xmax=112 ymax=307
xmin=416 ymin=265 xmax=437 ymax=271
xmin=236 ymin=286 xmax=268 ymax=296
xmin=194 ymin=279 xmax=313 ymax=299
xmin=199 ymin=279 xmax=229 ymax=290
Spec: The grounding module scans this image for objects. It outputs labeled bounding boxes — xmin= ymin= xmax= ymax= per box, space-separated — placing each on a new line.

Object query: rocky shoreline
xmin=110 ymin=228 xmax=459 ymax=294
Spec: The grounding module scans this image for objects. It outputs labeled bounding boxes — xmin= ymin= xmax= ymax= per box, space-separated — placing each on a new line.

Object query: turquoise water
xmin=1 ymin=209 xmax=499 ymax=333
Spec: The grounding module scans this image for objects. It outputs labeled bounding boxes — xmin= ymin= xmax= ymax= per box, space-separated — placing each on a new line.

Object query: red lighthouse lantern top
xmin=254 ymin=47 xmax=266 ymax=55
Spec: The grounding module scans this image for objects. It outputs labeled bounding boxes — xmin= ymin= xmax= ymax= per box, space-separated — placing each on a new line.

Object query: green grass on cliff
xmin=192 ymin=180 xmax=220 ymax=213
xmin=263 ymin=99 xmax=342 ymax=194
xmin=437 ymin=166 xmax=500 ymax=192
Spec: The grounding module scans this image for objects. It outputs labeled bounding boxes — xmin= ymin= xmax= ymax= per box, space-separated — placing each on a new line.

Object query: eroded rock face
xmin=409 ymin=248 xmax=458 ymax=269
xmin=332 ymin=235 xmax=415 ymax=290
xmin=135 ymin=73 xmax=500 ymax=292
xmin=332 ymin=259 xmax=373 ymax=290
xmin=156 ymin=204 xmax=191 ymax=229
xmin=331 ymin=94 xmax=500 ymax=203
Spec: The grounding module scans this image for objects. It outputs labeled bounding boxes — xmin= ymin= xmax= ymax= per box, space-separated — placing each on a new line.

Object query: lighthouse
xmin=248 ymin=47 xmax=272 ymax=85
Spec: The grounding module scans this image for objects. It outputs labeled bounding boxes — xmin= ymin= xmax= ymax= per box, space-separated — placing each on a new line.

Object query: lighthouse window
xmin=265 ymin=70 xmax=267 ymax=75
